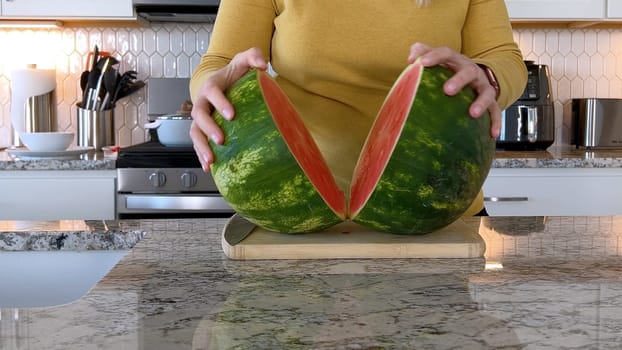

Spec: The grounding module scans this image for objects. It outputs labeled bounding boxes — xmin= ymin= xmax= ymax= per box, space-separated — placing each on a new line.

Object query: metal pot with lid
xmin=144 ymin=100 xmax=194 ymax=147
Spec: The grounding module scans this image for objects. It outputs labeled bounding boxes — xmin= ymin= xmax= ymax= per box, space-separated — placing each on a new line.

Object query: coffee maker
xmin=496 ymin=61 xmax=555 ymax=150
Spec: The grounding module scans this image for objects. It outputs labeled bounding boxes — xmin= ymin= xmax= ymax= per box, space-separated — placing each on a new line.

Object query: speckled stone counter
xmin=493 ymin=146 xmax=622 ymax=168
xmin=0 ymin=150 xmax=115 ymax=170
xmin=2 ymin=216 xmax=622 ymax=349
xmin=0 ymin=220 xmax=144 ymax=251
xmin=4 ymin=146 xmax=622 ymax=171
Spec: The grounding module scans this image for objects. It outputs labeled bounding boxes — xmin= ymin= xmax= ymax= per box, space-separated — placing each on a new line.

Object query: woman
xmin=190 ymin=0 xmax=527 ymax=215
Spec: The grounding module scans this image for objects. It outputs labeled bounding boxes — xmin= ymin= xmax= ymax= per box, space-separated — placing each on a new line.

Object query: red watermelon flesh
xmin=258 ymin=73 xmax=347 ymax=219
xmin=349 ymin=63 xmax=422 ymax=218
xmin=257 ymin=64 xmax=423 ymax=222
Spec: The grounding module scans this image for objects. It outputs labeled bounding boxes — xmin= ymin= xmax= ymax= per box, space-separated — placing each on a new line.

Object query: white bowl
xmin=20 ymin=132 xmax=74 ymax=152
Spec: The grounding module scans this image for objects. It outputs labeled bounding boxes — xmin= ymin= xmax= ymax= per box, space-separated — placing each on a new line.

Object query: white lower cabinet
xmin=483 ymin=168 xmax=622 ymax=216
xmin=0 ymin=170 xmax=116 ymax=221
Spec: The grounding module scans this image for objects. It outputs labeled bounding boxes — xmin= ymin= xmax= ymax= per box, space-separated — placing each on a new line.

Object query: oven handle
xmin=118 ymin=194 xmax=233 ymax=212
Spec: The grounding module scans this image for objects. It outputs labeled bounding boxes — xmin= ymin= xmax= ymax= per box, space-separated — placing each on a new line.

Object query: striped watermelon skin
xmin=210 ymin=63 xmax=493 ymax=235
xmin=351 ymin=65 xmax=495 ymax=234
xmin=209 ymin=71 xmax=342 ymax=233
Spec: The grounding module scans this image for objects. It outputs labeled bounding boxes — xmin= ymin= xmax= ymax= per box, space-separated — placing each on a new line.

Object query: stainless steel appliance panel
xmin=117 ymin=193 xmax=232 ymax=214
xmin=147 ymin=78 xmax=191 ymax=118
xmin=572 ymin=98 xmax=622 ymax=148
xmin=117 ymin=168 xmax=218 ymax=193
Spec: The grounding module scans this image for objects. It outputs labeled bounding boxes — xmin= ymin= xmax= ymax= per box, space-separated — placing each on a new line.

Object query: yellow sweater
xmin=191 ymin=0 xmax=527 ymax=214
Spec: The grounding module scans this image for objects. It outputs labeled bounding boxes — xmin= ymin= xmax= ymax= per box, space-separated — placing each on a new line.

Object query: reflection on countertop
xmin=2 ymin=216 xmax=622 ymax=349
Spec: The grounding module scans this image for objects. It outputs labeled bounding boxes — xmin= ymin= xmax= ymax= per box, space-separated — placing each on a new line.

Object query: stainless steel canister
xmin=11 ymin=90 xmax=57 ymax=147
xmin=76 ymin=104 xmax=114 ymax=149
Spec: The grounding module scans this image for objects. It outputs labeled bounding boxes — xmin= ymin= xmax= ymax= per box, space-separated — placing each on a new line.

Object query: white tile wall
xmin=514 ymin=28 xmax=622 ymax=145
xmin=1 ymin=25 xmax=621 ymax=148
xmin=0 ymin=23 xmax=212 ymax=148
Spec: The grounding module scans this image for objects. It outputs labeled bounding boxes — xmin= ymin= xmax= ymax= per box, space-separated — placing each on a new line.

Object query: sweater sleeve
xmin=462 ymin=0 xmax=527 ymax=110
xmin=189 ymin=0 xmax=276 ymax=103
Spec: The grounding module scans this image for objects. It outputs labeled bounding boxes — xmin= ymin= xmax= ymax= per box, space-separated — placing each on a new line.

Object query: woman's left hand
xmin=408 ymin=42 xmax=501 ymax=139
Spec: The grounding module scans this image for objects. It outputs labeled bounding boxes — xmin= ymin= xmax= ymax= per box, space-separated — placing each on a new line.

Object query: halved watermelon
xmin=209 ymin=60 xmax=495 ymax=234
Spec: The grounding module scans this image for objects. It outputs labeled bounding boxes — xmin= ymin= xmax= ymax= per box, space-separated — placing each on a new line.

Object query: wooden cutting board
xmin=221 ymin=219 xmax=485 ymax=260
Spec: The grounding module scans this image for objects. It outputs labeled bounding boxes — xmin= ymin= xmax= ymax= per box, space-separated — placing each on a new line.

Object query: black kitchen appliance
xmin=133 ymin=0 xmax=219 ymax=23
xmin=115 ymin=78 xmax=233 ymax=219
xmin=496 ymin=61 xmax=555 ymax=150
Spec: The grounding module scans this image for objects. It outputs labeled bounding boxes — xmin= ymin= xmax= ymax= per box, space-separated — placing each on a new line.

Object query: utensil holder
xmin=76 ymin=104 xmax=114 ymax=149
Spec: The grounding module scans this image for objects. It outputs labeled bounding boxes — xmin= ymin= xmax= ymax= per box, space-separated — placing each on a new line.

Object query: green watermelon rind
xmin=352 ymin=65 xmax=495 ymax=234
xmin=209 ymin=71 xmax=342 ymax=234
xmin=211 ymin=64 xmax=494 ymax=235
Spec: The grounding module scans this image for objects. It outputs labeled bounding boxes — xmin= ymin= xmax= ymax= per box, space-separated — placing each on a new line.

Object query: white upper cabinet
xmin=607 ymin=1 xmax=622 ymax=18
xmin=1 ymin=0 xmax=134 ymax=19
xmin=505 ymin=0 xmax=606 ymax=20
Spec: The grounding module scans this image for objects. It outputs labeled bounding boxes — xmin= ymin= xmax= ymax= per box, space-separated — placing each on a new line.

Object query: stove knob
xmin=148 ymin=171 xmax=167 ymax=188
xmin=181 ymin=171 xmax=198 ymax=188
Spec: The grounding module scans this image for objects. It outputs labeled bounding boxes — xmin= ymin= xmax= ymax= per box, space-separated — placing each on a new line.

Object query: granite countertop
xmin=3 ymin=146 xmax=622 ymax=170
xmin=2 ymin=216 xmax=622 ymax=349
xmin=493 ymin=146 xmax=622 ymax=168
xmin=0 ymin=149 xmax=115 ymax=170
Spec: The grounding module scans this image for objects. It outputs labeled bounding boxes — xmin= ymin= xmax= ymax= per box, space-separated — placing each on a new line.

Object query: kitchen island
xmin=2 ymin=146 xmax=622 ymax=348
xmin=2 ymin=215 xmax=622 ymax=349
xmin=3 ymin=145 xmax=622 ymax=170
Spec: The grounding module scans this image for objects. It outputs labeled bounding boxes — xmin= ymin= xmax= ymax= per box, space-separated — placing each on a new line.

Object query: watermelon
xmin=209 ymin=60 xmax=495 ymax=234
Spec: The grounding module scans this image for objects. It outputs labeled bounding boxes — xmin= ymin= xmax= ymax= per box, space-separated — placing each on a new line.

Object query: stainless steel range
xmin=115 ymin=78 xmax=233 ymax=218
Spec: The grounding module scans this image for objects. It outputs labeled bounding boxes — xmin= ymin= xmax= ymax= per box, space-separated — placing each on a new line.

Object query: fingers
xmin=190 ymin=121 xmax=213 ymax=172
xmin=235 ymin=47 xmax=269 ymax=71
xmin=203 ymin=82 xmax=235 ymax=121
xmin=407 ymin=42 xmax=432 ymax=63
xmin=191 ymin=47 xmax=268 ymax=172
xmin=487 ymin=102 xmax=502 ymax=139
xmin=409 ymin=42 xmax=501 ymax=138
xmin=190 ymin=102 xmax=224 ymax=172
xmin=209 ymin=48 xmax=268 ymax=120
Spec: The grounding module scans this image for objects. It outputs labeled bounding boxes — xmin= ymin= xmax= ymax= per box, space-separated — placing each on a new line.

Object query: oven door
xmin=117 ymin=193 xmax=234 ymax=218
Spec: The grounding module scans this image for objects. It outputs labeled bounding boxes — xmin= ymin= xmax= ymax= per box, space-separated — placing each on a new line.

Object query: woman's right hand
xmin=190 ymin=47 xmax=268 ymax=171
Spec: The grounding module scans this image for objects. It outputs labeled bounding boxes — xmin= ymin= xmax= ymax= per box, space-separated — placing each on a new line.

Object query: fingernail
xmin=210 ymin=133 xmax=221 ymax=144
xmin=202 ymin=155 xmax=212 ymax=171
xmin=446 ymin=82 xmax=457 ymax=94
xmin=472 ymin=105 xmax=482 ymax=116
xmin=221 ymin=108 xmax=233 ymax=120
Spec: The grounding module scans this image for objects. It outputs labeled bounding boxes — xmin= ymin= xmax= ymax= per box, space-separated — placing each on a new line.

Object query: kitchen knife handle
xmin=484 ymin=196 xmax=529 ymax=202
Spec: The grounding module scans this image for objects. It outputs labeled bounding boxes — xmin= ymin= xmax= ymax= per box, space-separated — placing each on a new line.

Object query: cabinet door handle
xmin=484 ymin=196 xmax=529 ymax=202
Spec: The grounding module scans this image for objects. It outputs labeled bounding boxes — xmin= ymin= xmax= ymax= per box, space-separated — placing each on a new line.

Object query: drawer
xmin=0 ymin=170 xmax=116 ymax=220
xmin=483 ymin=168 xmax=622 ymax=216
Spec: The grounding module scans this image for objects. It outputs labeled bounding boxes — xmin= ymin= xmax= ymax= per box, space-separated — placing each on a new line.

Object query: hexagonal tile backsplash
xmin=0 ymin=23 xmax=211 ymax=148
xmin=1 ymin=25 xmax=622 ymax=148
